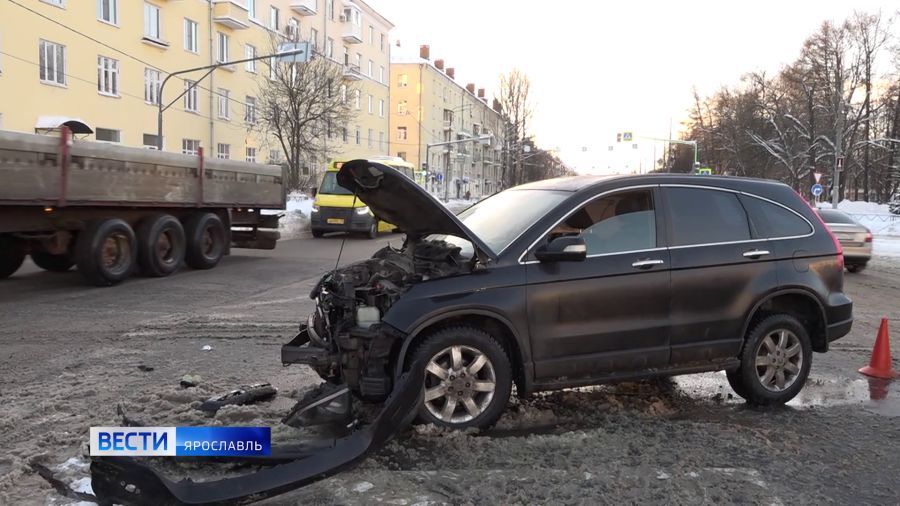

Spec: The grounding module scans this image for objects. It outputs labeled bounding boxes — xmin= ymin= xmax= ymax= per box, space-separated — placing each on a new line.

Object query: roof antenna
xmin=333 ymin=193 xmax=359 ymax=272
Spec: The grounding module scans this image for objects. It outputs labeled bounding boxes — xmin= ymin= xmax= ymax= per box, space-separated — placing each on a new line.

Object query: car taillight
xmin=865 ymin=232 xmax=873 ymax=243
xmin=796 ymin=190 xmax=844 ymax=267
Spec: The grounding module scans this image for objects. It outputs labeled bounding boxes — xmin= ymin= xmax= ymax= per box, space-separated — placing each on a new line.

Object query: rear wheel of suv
xmin=732 ymin=314 xmax=812 ymax=405
xmin=411 ymin=326 xmax=512 ymax=430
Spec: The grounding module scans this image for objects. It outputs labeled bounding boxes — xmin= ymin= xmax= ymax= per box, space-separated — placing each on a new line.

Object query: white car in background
xmin=817 ymin=208 xmax=872 ymax=273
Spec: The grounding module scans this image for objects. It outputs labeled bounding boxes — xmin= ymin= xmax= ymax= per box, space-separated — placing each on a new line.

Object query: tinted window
xmin=319 ymin=171 xmax=353 ymax=195
xmin=667 ymin=188 xmax=750 ymax=246
xmin=740 ymin=195 xmax=814 ymax=237
xmin=817 ymin=209 xmax=856 ymax=225
xmin=543 ymin=190 xmax=656 ymax=255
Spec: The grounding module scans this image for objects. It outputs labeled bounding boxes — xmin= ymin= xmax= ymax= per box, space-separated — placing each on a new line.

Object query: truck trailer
xmin=0 ymin=128 xmax=284 ymax=286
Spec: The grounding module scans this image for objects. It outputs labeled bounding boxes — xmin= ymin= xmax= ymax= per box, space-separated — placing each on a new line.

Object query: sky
xmin=367 ymin=0 xmax=896 ymax=175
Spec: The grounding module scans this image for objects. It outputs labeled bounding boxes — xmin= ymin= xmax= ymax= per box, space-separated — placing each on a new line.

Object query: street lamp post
xmin=156 ymin=45 xmax=310 ymax=150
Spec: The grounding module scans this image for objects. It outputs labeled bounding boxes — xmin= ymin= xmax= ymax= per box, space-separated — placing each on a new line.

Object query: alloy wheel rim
xmin=423 ymin=345 xmax=496 ymax=423
xmin=755 ymin=329 xmax=803 ymax=392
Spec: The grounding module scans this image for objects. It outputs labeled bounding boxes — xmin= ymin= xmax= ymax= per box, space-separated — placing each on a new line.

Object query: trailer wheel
xmin=75 ymin=219 xmax=137 ymax=286
xmin=184 ymin=212 xmax=226 ymax=270
xmin=31 ymin=251 xmax=75 ymax=272
xmin=137 ymin=214 xmax=185 ymax=277
xmin=0 ymin=235 xmax=27 ymax=279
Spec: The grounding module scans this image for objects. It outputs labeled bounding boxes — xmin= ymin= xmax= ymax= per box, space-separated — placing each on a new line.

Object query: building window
xmin=143 ymin=133 xmax=160 ymax=149
xmin=144 ymin=68 xmax=161 ymax=104
xmin=217 ymin=88 xmax=230 ymax=119
xmin=339 ymin=84 xmax=347 ymax=103
xmin=397 ymin=126 xmax=407 ymax=140
xmin=269 ymin=6 xmax=279 ymax=31
xmin=246 ymin=147 xmax=257 ymax=163
xmin=326 ymin=38 xmax=334 ymax=59
xmin=247 ymin=0 xmax=256 ymax=19
xmin=366 ymin=128 xmax=373 ymax=147
xmin=95 ymin=128 xmax=120 ymax=142
xmin=269 ymin=57 xmax=277 ymax=80
xmin=182 ymin=139 xmax=200 ymax=155
xmin=397 ymin=100 xmax=407 ymax=114
xmin=355 ymin=128 xmax=360 ymax=145
xmin=341 ymin=127 xmax=348 ymax=142
xmin=39 ymin=40 xmax=66 ymax=85
xmin=217 ymin=32 xmax=229 ymax=63
xmin=310 ymin=28 xmax=318 ymax=50
xmin=367 ymin=59 xmax=373 ymax=77
xmin=98 ymin=0 xmax=117 ymax=24
xmin=367 ymin=94 xmax=372 ymax=114
xmin=327 ymin=0 xmax=334 ymax=19
xmin=378 ymin=131 xmax=384 ymax=151
xmin=369 ymin=25 xmax=374 ymax=44
xmin=398 ymin=74 xmax=408 ymax=87
xmin=184 ymin=80 xmax=198 ymax=112
xmin=354 ymin=90 xmax=360 ymax=110
xmin=356 ymin=52 xmax=361 ymax=67
xmin=378 ymin=99 xmax=384 ymax=118
xmin=244 ymin=96 xmax=257 ymax=123
xmin=184 ymin=19 xmax=198 ymax=53
xmin=380 ymin=33 xmax=385 ymax=52
xmin=217 ymin=143 xmax=230 ymax=159
xmin=144 ymin=3 xmax=161 ymax=40
xmin=286 ymin=18 xmax=299 ymax=41
xmin=245 ymin=45 xmax=256 ymax=71
xmin=379 ymin=66 xmax=384 ymax=83
xmin=41 ymin=0 xmax=65 ymax=7
xmin=97 ymin=56 xmax=119 ymax=96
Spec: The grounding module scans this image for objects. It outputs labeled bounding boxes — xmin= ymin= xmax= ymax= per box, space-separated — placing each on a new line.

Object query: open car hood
xmin=337 ymin=159 xmax=496 ymax=259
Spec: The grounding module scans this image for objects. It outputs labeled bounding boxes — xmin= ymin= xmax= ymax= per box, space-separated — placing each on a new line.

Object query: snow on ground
xmin=263 ymin=192 xmax=314 ymax=240
xmin=816 ymin=200 xmax=900 ymax=258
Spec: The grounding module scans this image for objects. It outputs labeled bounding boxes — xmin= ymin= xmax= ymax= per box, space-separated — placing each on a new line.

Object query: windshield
xmin=318 ymin=171 xmax=353 ymax=196
xmin=431 ymin=189 xmax=569 ymax=256
xmin=818 ymin=209 xmax=856 ymax=225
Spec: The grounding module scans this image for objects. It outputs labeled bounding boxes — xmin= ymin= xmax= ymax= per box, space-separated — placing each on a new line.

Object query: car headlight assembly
xmin=355 ymin=206 xmax=370 ymax=216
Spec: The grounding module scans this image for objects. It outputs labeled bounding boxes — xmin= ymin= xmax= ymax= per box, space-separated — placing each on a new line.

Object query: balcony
xmin=290 ymin=0 xmax=317 ymax=16
xmin=342 ymin=64 xmax=363 ymax=81
xmin=342 ymin=22 xmax=362 ymax=44
xmin=212 ymin=0 xmax=250 ymax=30
xmin=341 ymin=4 xmax=363 ymax=44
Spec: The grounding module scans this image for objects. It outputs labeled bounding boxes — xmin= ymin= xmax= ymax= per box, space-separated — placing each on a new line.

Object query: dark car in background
xmin=283 ymin=161 xmax=853 ymax=430
xmin=817 ymin=209 xmax=873 ymax=273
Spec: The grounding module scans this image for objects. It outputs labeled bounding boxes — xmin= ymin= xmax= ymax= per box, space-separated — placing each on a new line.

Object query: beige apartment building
xmin=0 ymin=0 xmax=392 ymax=171
xmin=390 ymin=45 xmax=505 ymax=199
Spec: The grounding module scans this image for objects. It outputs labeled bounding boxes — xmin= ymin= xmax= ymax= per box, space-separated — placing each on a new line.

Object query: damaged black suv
xmin=283 ymin=160 xmax=853 ymax=430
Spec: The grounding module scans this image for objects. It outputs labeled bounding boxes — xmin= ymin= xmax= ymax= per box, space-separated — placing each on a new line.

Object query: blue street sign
xmin=811 ymin=183 xmax=823 ymax=197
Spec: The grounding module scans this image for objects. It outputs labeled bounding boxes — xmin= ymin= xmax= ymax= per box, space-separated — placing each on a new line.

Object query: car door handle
xmin=631 ymin=259 xmax=665 ymax=269
xmin=742 ymin=249 xmax=771 ymax=258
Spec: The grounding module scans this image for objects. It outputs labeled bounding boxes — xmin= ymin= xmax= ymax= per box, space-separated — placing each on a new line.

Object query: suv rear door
xmin=661 ymin=185 xmax=779 ymax=365
xmin=525 ymin=186 xmax=671 ymax=382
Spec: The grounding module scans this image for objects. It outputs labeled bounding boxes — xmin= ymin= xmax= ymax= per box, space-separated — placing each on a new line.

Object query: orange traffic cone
xmin=859 ymin=318 xmax=899 ymax=379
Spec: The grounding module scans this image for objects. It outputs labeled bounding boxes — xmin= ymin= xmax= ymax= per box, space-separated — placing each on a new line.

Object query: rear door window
xmin=666 ymin=187 xmax=751 ymax=246
xmin=740 ymin=195 xmax=813 ymax=238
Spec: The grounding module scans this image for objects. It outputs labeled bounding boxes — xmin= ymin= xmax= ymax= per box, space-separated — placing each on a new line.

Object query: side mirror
xmin=534 ymin=236 xmax=587 ymax=262
xmin=310 ymin=187 xmax=318 ymax=197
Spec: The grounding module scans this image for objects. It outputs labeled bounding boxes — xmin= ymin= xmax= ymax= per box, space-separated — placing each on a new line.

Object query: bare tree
xmin=255 ymin=45 xmax=359 ymax=191
xmin=497 ymin=69 xmax=534 ymax=187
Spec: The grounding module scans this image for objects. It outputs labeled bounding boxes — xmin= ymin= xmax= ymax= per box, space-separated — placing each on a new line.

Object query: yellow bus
xmin=310 ymin=157 xmax=415 ymax=239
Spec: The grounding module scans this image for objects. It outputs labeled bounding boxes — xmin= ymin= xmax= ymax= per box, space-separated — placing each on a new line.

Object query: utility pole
xmin=832 ymin=68 xmax=843 ymax=209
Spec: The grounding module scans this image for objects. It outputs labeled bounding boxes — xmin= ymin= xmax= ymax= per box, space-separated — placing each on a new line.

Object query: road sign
xmin=623 ymin=132 xmax=633 ymax=142
xmin=836 ymin=156 xmax=844 ymax=170
xmin=814 ymin=172 xmax=822 ymax=183
xmin=811 ymin=183 xmax=823 ymax=197
xmin=276 ymin=42 xmax=311 ymax=63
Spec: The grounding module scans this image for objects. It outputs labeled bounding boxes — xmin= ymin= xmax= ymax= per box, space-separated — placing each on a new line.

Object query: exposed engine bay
xmin=294 ymin=237 xmax=473 ymax=400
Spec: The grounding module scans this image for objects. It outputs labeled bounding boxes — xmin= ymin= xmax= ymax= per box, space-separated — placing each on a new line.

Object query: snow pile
xmin=266 ymin=192 xmax=314 ymax=240
xmin=830 ymin=200 xmax=900 ymax=237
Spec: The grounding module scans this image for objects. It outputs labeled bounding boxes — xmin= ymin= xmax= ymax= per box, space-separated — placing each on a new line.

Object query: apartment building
xmin=390 ymin=45 xmax=505 ymax=199
xmin=0 ymin=0 xmax=391 ymax=170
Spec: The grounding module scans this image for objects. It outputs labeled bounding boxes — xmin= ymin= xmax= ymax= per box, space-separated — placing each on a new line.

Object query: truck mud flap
xmin=89 ymin=365 xmax=424 ymax=506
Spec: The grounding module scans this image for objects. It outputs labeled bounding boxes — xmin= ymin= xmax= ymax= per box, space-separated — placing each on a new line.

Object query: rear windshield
xmin=817 ymin=209 xmax=856 ymax=225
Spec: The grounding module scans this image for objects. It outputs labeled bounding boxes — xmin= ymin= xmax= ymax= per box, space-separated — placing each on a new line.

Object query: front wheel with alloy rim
xmin=411 ymin=326 xmax=512 ymax=430
xmin=732 ymin=314 xmax=812 ymax=405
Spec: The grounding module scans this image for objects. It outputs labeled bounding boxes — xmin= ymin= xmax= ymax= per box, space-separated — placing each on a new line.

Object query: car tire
xmin=30 ymin=251 xmax=75 ymax=272
xmin=725 ymin=369 xmax=749 ymax=399
xmin=411 ymin=326 xmax=512 ymax=430
xmin=183 ymin=212 xmax=226 ymax=270
xmin=137 ymin=214 xmax=185 ymax=277
xmin=75 ymin=218 xmax=137 ymax=286
xmin=311 ymin=228 xmax=324 ymax=238
xmin=846 ymin=263 xmax=866 ymax=273
xmin=733 ymin=314 xmax=812 ymax=406
xmin=0 ymin=235 xmax=27 ymax=279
